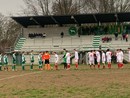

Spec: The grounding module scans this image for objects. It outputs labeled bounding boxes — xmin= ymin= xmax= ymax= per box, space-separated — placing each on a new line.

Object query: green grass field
xmin=0 ymin=64 xmax=130 ymax=98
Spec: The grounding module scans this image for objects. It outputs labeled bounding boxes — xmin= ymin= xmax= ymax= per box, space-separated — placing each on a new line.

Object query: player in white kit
xmin=53 ymin=52 xmax=59 ymax=70
xmin=118 ymin=49 xmax=124 ymax=68
xmin=95 ymin=50 xmax=101 ymax=68
xmin=74 ymin=49 xmax=79 ymax=69
xmin=88 ymin=50 xmax=95 ymax=68
xmin=102 ymin=51 xmax=106 ymax=69
xmin=66 ymin=51 xmax=71 ymax=70
xmin=106 ymin=49 xmax=112 ymax=69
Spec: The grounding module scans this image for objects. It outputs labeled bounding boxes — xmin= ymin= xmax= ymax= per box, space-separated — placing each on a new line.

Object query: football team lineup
xmin=0 ymin=48 xmax=130 ymax=71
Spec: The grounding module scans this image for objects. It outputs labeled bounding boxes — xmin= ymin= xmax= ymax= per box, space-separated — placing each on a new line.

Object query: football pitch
xmin=0 ymin=64 xmax=130 ymax=98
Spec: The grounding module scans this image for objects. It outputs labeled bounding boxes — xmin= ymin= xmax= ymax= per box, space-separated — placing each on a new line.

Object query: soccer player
xmin=66 ymin=50 xmax=71 ymax=70
xmin=95 ymin=50 xmax=101 ymax=69
xmin=88 ymin=50 xmax=95 ymax=69
xmin=74 ymin=49 xmax=79 ymax=69
xmin=30 ymin=50 xmax=34 ymax=70
xmin=22 ymin=52 xmax=26 ymax=70
xmin=102 ymin=51 xmax=106 ymax=69
xmin=53 ymin=52 xmax=59 ymax=70
xmin=0 ymin=53 xmax=2 ymax=71
xmin=38 ymin=52 xmax=43 ymax=70
xmin=12 ymin=51 xmax=16 ymax=71
xmin=106 ymin=49 xmax=112 ymax=69
xmin=63 ymin=49 xmax=67 ymax=69
xmin=43 ymin=51 xmax=51 ymax=70
xmin=3 ymin=53 xmax=8 ymax=71
xmin=117 ymin=49 xmax=123 ymax=68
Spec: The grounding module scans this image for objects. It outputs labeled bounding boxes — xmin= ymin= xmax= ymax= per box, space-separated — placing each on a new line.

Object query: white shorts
xmin=117 ymin=58 xmax=123 ymax=63
xmin=75 ymin=59 xmax=78 ymax=63
xmin=67 ymin=58 xmax=70 ymax=64
xmin=107 ymin=59 xmax=111 ymax=63
xmin=97 ymin=58 xmax=100 ymax=63
xmin=102 ymin=59 xmax=105 ymax=63
xmin=55 ymin=60 xmax=58 ymax=64
xmin=89 ymin=60 xmax=95 ymax=65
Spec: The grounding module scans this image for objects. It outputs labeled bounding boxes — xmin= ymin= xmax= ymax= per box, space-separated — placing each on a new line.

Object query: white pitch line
xmin=0 ymin=71 xmax=42 ymax=81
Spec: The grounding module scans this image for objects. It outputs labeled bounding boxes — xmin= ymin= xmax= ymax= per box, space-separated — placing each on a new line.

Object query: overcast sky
xmin=0 ymin=0 xmax=24 ymax=16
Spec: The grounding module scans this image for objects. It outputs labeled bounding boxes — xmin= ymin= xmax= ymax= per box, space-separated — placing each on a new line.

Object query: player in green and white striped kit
xmin=12 ymin=51 xmax=16 ymax=71
xmin=0 ymin=53 xmax=2 ymax=71
xmin=38 ymin=52 xmax=43 ymax=70
xmin=22 ymin=52 xmax=26 ymax=70
xmin=3 ymin=53 xmax=8 ymax=71
xmin=30 ymin=50 xmax=34 ymax=70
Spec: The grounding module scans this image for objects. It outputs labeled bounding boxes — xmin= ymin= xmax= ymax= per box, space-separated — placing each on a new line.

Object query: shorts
xmin=67 ymin=59 xmax=70 ymax=64
xmin=89 ymin=60 xmax=95 ymax=65
xmin=97 ymin=58 xmax=100 ymax=63
xmin=45 ymin=59 xmax=49 ymax=64
xmin=75 ymin=59 xmax=78 ymax=63
xmin=13 ymin=60 xmax=16 ymax=64
xmin=55 ymin=60 xmax=58 ymax=64
xmin=107 ymin=59 xmax=111 ymax=63
xmin=117 ymin=58 xmax=123 ymax=63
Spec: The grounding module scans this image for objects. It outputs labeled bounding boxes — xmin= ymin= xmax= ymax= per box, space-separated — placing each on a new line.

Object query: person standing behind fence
xmin=38 ymin=52 xmax=43 ymax=70
xmin=12 ymin=51 xmax=16 ymax=71
xmin=3 ymin=53 xmax=8 ymax=71
xmin=22 ymin=52 xmax=26 ymax=70
xmin=30 ymin=50 xmax=34 ymax=70
xmin=0 ymin=53 xmax=2 ymax=71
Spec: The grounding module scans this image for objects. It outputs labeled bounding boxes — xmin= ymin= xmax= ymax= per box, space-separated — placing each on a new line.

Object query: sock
xmin=22 ymin=65 xmax=25 ymax=70
xmin=55 ymin=65 xmax=58 ymax=70
xmin=45 ymin=64 xmax=47 ymax=70
xmin=14 ymin=65 xmax=16 ymax=70
xmin=98 ymin=64 xmax=100 ymax=68
xmin=108 ymin=64 xmax=110 ymax=68
xmin=76 ymin=64 xmax=78 ymax=68
xmin=47 ymin=64 xmax=51 ymax=70
xmin=30 ymin=64 xmax=33 ymax=70
xmin=0 ymin=66 xmax=2 ymax=71
xmin=109 ymin=64 xmax=111 ymax=68
xmin=12 ymin=65 xmax=14 ymax=70
xmin=7 ymin=67 xmax=8 ymax=71
xmin=103 ymin=66 xmax=105 ymax=69
xmin=67 ymin=64 xmax=70 ymax=69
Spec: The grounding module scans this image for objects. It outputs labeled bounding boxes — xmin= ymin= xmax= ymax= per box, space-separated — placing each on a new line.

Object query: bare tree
xmin=22 ymin=0 xmax=51 ymax=16
xmin=52 ymin=0 xmax=85 ymax=15
xmin=0 ymin=14 xmax=21 ymax=52
xmin=83 ymin=0 xmax=130 ymax=13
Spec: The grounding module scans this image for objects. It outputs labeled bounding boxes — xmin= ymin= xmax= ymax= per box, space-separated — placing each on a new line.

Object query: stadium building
xmin=11 ymin=12 xmax=130 ymax=65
